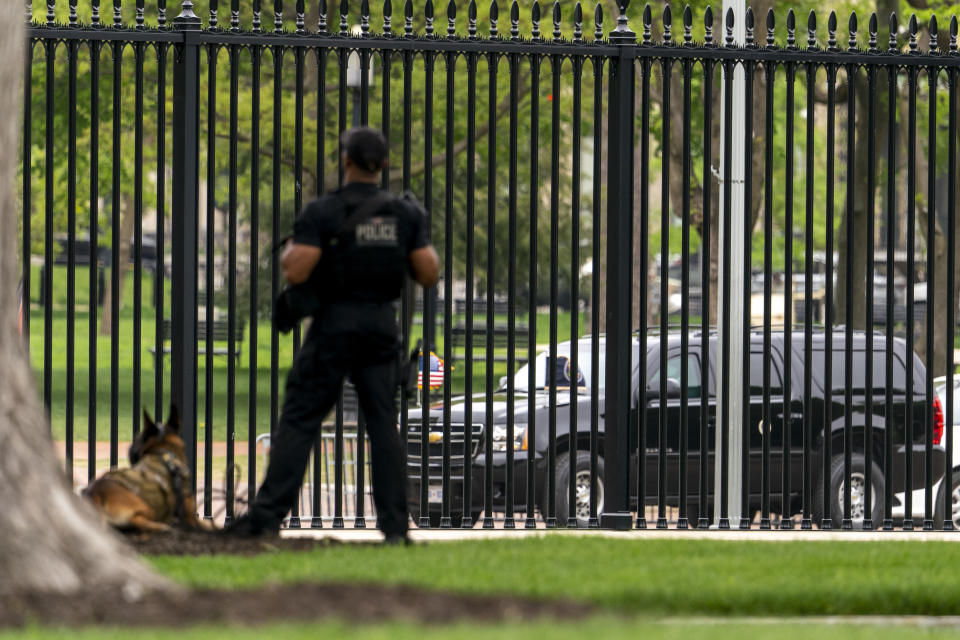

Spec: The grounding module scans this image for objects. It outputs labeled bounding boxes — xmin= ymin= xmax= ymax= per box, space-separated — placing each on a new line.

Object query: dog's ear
xmin=142 ymin=409 xmax=156 ymax=433
xmin=166 ymin=404 xmax=181 ymax=434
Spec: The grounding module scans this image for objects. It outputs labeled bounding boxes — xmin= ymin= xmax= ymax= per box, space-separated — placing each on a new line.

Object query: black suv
xmin=405 ymin=330 xmax=946 ymax=528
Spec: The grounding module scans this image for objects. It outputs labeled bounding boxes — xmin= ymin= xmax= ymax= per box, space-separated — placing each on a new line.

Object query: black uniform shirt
xmin=293 ymin=182 xmax=429 ymax=305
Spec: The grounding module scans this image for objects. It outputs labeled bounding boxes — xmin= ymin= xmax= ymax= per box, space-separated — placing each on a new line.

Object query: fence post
xmin=601 ymin=1 xmax=636 ymax=530
xmin=171 ymin=2 xmax=201 ymax=482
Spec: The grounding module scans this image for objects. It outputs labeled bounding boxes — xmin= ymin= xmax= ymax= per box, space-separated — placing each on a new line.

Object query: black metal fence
xmin=23 ymin=0 xmax=960 ymax=530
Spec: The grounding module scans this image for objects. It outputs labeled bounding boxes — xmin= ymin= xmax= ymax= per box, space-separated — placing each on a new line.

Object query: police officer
xmin=229 ymin=127 xmax=438 ymax=543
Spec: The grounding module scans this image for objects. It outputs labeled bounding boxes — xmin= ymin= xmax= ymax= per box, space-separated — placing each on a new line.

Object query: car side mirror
xmin=666 ymin=378 xmax=682 ymax=398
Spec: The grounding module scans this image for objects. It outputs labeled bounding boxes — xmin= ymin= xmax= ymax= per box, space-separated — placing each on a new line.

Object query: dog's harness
xmin=102 ymin=447 xmax=191 ymax=524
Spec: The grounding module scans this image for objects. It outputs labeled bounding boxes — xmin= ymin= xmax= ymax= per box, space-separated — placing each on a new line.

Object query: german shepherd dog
xmin=83 ymin=406 xmax=208 ymax=532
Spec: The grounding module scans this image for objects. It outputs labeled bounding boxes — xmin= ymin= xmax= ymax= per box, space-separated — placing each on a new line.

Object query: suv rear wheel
xmin=555 ymin=451 xmax=604 ymax=528
xmin=813 ymin=453 xmax=885 ymax=529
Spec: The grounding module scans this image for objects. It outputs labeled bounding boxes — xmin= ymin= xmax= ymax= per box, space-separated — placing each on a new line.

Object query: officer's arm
xmin=408 ymin=245 xmax=440 ymax=288
xmin=281 ymin=242 xmax=322 ymax=285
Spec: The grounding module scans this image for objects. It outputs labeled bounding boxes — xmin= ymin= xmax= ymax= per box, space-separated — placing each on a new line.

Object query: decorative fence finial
xmin=468 ymin=0 xmax=478 ymax=39
xmin=383 ymin=0 xmax=393 ymax=35
xmin=510 ymin=0 xmax=519 ymax=40
xmin=114 ymin=0 xmax=122 ymax=27
xmin=340 ymin=0 xmax=349 ymax=35
xmin=725 ymin=6 xmax=735 ymax=47
xmin=929 ymin=15 xmax=939 ymax=52
xmin=888 ymin=12 xmax=897 ymax=51
xmin=425 ymin=0 xmax=435 ymax=36
xmin=232 ymin=0 xmax=241 ymax=31
xmin=744 ymin=6 xmax=754 ymax=47
xmin=404 ymin=0 xmax=413 ymax=36
xmin=610 ymin=0 xmax=634 ymax=41
xmin=909 ymin=13 xmax=918 ymax=52
xmin=663 ymin=4 xmax=673 ymax=44
xmin=274 ymin=0 xmax=283 ymax=33
xmin=683 ymin=5 xmax=693 ymax=45
xmin=447 ymin=0 xmax=456 ymax=37
xmin=69 ymin=0 xmax=80 ymax=26
xmin=490 ymin=0 xmax=499 ymax=38
xmin=574 ymin=1 xmax=583 ymax=42
xmin=209 ymin=0 xmax=218 ymax=29
xmin=532 ymin=0 xmax=541 ymax=40
xmin=159 ymin=0 xmax=167 ymax=27
xmin=868 ymin=12 xmax=878 ymax=52
xmin=175 ymin=0 xmax=201 ymax=28
xmin=848 ymin=11 xmax=857 ymax=51
xmin=951 ymin=15 xmax=958 ymax=53
xmin=361 ymin=0 xmax=371 ymax=35
xmin=594 ymin=2 xmax=603 ymax=41
xmin=642 ymin=3 xmax=651 ymax=44
xmin=298 ymin=0 xmax=307 ymax=34
xmin=47 ymin=0 xmax=55 ymax=26
xmin=704 ymin=5 xmax=714 ymax=45
xmin=553 ymin=1 xmax=562 ymax=42
xmin=136 ymin=0 xmax=146 ymax=28
xmin=807 ymin=10 xmax=817 ymax=50
xmin=254 ymin=0 xmax=263 ymax=31
xmin=766 ymin=8 xmax=776 ymax=49
xmin=827 ymin=10 xmax=838 ymax=51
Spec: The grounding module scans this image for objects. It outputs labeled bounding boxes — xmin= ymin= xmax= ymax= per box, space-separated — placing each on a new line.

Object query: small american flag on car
xmin=418 ymin=351 xmax=445 ymax=389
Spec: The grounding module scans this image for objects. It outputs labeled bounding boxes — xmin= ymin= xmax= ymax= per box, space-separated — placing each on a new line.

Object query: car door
xmin=747 ymin=349 xmax=785 ymax=506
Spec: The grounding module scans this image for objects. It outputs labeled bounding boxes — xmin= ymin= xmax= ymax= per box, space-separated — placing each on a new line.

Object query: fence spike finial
xmin=383 ymin=0 xmax=393 ymax=35
xmin=553 ymin=1 xmax=562 ymax=42
xmin=594 ymin=2 xmax=603 ymax=41
xmin=663 ymin=4 xmax=673 ymax=44
xmin=360 ymin=0 xmax=371 ymax=35
xmin=159 ymin=0 xmax=167 ymax=27
xmin=642 ymin=3 xmax=651 ymax=44
xmin=489 ymin=0 xmax=499 ymax=38
xmin=951 ymin=15 xmax=958 ymax=53
xmin=704 ymin=5 xmax=714 ymax=45
xmin=929 ymin=15 xmax=939 ymax=52
xmin=297 ymin=0 xmax=307 ymax=34
xmin=339 ymin=0 xmax=349 ymax=34
xmin=468 ymin=0 xmax=478 ymax=39
xmin=532 ymin=0 xmax=541 ymax=40
xmin=868 ymin=12 xmax=878 ymax=51
xmin=425 ymin=0 xmax=435 ymax=36
xmin=744 ymin=6 xmax=754 ymax=47
xmin=683 ymin=5 xmax=693 ymax=44
xmin=69 ymin=0 xmax=80 ymax=26
xmin=231 ymin=0 xmax=241 ymax=31
xmin=208 ymin=0 xmax=219 ymax=29
xmin=807 ymin=10 xmax=817 ymax=50
xmin=725 ymin=6 xmax=735 ymax=47
xmin=827 ymin=10 xmax=837 ymax=50
xmin=510 ymin=0 xmax=519 ymax=40
xmin=909 ymin=13 xmax=918 ymax=52
xmin=273 ymin=0 xmax=283 ymax=33
xmin=114 ymin=0 xmax=122 ymax=27
xmin=404 ymin=0 xmax=413 ymax=36
xmin=47 ymin=0 xmax=56 ymax=26
xmin=848 ymin=11 xmax=857 ymax=51
xmin=316 ymin=0 xmax=325 ymax=32
xmin=786 ymin=8 xmax=796 ymax=48
xmin=766 ymin=8 xmax=775 ymax=49
xmin=137 ymin=0 xmax=146 ymax=28
xmin=888 ymin=12 xmax=897 ymax=51
xmin=574 ymin=1 xmax=584 ymax=42
xmin=447 ymin=0 xmax=456 ymax=37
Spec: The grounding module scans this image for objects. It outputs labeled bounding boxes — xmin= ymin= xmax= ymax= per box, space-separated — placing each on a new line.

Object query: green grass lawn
xmin=29 ymin=265 xmax=586 ymax=442
xmin=148 ymin=538 xmax=960 ymax=617
xmin=4 ymin=538 xmax=960 ymax=639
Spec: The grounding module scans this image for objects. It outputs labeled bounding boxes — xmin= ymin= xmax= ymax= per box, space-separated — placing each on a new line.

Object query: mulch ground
xmin=0 ymin=529 xmax=595 ymax=629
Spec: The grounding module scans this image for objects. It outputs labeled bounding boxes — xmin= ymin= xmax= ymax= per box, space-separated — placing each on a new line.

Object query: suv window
xmin=811 ymin=348 xmax=907 ymax=393
xmin=649 ymin=353 xmax=702 ymax=397
xmin=749 ymin=351 xmax=784 ymax=395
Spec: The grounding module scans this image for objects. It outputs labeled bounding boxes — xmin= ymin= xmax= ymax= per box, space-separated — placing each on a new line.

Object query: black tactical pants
xmin=250 ymin=304 xmax=408 ymax=537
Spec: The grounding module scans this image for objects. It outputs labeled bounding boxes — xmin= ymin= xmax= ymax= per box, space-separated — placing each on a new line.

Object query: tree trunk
xmin=100 ymin=193 xmax=137 ymax=336
xmin=0 ymin=8 xmax=169 ymax=597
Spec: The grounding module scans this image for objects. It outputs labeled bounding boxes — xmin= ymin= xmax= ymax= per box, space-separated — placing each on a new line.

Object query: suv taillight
xmin=933 ymin=396 xmax=945 ymax=446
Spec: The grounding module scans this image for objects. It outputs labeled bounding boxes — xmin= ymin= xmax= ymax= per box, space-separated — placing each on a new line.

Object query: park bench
xmin=450 ymin=322 xmax=530 ymax=365
xmin=149 ymin=318 xmax=246 ymax=366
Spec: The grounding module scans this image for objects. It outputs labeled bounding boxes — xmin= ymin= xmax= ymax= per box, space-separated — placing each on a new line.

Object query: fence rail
xmin=23 ymin=0 xmax=960 ymax=531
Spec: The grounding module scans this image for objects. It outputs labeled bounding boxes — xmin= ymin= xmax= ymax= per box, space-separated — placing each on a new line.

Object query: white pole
xmin=715 ymin=0 xmax=746 ymax=528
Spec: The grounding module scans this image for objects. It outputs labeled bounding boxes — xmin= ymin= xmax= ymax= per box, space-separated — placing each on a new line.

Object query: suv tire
xmin=555 ymin=451 xmax=604 ymax=528
xmin=933 ymin=471 xmax=960 ymax=530
xmin=812 ymin=453 xmax=884 ymax=529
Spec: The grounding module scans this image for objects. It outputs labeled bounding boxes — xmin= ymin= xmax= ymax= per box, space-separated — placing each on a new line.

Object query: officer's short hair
xmin=342 ymin=127 xmax=388 ymax=173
